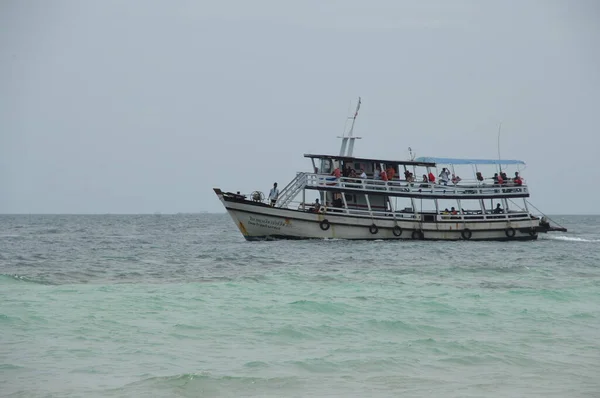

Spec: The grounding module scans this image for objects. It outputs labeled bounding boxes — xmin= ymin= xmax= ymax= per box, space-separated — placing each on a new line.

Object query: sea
xmin=1 ymin=214 xmax=599 ymax=397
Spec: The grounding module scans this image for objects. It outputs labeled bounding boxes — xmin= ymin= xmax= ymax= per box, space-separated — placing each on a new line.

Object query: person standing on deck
xmin=439 ymin=168 xmax=450 ymax=185
xmin=268 ymin=183 xmax=279 ymax=206
xmin=332 ymin=165 xmax=341 ymax=179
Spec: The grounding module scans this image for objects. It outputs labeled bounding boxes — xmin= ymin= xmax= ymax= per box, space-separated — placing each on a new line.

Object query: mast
xmin=497 ymin=122 xmax=502 ymax=173
xmin=338 ymin=97 xmax=362 ymax=157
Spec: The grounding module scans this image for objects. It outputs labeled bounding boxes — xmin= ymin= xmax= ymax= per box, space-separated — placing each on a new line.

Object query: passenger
xmin=451 ymin=174 xmax=461 ymax=184
xmin=332 ymin=165 xmax=341 ymax=179
xmin=386 ymin=165 xmax=396 ymax=180
xmin=404 ymin=170 xmax=411 ymax=181
xmin=268 ymin=182 xmax=279 ymax=206
xmin=311 ymin=199 xmax=321 ymax=213
xmin=493 ymin=173 xmax=499 ymax=184
xmin=476 ymin=172 xmax=484 ymax=181
xmin=406 ymin=172 xmax=414 ymax=183
xmin=359 ymin=168 xmax=367 ymax=179
xmin=493 ymin=203 xmax=503 ymax=214
xmin=497 ymin=173 xmax=504 ymax=185
xmin=342 ymin=164 xmax=351 ymax=178
xmin=500 ymin=171 xmax=508 ymax=182
xmin=349 ymin=169 xmax=357 ymax=178
xmin=513 ymin=172 xmax=523 ymax=186
xmin=428 ymin=171 xmax=436 ymax=183
xmin=420 ymin=175 xmax=429 ymax=187
xmin=451 ymin=207 xmax=458 ymax=215
xmin=380 ymin=168 xmax=388 ymax=181
xmin=439 ymin=168 xmax=450 ymax=185
xmin=373 ymin=165 xmax=382 ymax=180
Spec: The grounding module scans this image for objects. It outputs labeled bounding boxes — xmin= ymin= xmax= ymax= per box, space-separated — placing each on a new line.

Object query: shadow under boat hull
xmin=215 ymin=189 xmax=540 ymax=241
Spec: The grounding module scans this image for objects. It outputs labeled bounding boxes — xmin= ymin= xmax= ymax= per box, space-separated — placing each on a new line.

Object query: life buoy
xmin=505 ymin=227 xmax=516 ymax=238
xmin=461 ymin=228 xmax=472 ymax=240
xmin=320 ymin=219 xmax=330 ymax=231
xmin=369 ymin=224 xmax=378 ymax=234
xmin=412 ymin=230 xmax=424 ymax=240
xmin=392 ymin=225 xmax=402 ymax=237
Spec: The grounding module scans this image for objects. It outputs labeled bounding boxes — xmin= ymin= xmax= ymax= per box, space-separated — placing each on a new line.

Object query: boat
xmin=214 ymin=100 xmax=566 ymax=241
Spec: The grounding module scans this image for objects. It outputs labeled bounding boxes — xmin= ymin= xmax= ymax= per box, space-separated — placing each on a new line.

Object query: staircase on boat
xmin=276 ymin=172 xmax=308 ymax=208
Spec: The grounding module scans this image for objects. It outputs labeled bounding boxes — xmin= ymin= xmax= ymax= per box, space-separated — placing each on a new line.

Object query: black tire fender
xmin=461 ymin=228 xmax=472 ymax=240
xmin=412 ymin=230 xmax=424 ymax=240
xmin=392 ymin=225 xmax=402 ymax=237
xmin=505 ymin=227 xmax=516 ymax=238
xmin=369 ymin=224 xmax=378 ymax=234
xmin=320 ymin=219 xmax=330 ymax=231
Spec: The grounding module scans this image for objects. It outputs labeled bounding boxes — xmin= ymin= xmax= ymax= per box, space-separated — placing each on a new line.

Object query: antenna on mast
xmin=497 ymin=122 xmax=503 ymax=172
xmin=338 ymin=97 xmax=362 ymax=157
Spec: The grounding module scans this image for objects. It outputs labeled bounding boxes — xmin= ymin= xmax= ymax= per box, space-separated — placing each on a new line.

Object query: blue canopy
xmin=415 ymin=157 xmax=525 ymax=166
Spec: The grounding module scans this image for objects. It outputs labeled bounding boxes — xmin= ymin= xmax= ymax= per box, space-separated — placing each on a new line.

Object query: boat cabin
xmin=283 ymin=154 xmax=532 ymax=223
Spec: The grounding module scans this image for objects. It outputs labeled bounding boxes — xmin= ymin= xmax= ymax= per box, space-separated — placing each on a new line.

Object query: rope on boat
xmin=525 ymin=200 xmax=567 ymax=230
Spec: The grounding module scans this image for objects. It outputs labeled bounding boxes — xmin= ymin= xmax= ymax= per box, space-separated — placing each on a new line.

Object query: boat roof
xmin=415 ymin=157 xmax=526 ymax=166
xmin=304 ymin=154 xmax=436 ymax=167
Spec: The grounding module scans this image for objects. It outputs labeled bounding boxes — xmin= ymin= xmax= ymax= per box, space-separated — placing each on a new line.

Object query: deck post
xmin=364 ymin=194 xmax=372 ymax=218
xmin=302 ymin=189 xmax=306 ymax=211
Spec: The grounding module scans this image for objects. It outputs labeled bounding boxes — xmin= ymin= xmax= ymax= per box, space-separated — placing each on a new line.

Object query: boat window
xmin=321 ymin=159 xmax=332 ymax=174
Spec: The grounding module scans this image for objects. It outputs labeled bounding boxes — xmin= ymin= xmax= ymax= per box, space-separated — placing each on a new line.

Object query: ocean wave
xmin=365 ymin=319 xmax=416 ymax=332
xmin=288 ymin=300 xmax=352 ymax=315
xmin=259 ymin=325 xmax=314 ymax=340
xmin=110 ymin=373 xmax=301 ymax=397
xmin=0 ymin=274 xmax=53 ymax=285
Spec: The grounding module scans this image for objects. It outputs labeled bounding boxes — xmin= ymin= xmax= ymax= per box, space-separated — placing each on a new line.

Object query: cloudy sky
xmin=1 ymin=0 xmax=598 ymax=214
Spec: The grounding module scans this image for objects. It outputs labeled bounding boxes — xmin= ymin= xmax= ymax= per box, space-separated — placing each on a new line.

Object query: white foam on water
xmin=546 ymin=235 xmax=600 ymax=243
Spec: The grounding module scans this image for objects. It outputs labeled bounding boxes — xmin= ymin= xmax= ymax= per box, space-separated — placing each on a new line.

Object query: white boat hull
xmin=215 ymin=190 xmax=539 ymax=241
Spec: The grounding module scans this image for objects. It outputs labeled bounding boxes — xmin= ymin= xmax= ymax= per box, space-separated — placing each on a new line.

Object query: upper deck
xmin=302 ymin=173 xmax=529 ymax=199
xmin=300 ymin=154 xmax=528 ymax=199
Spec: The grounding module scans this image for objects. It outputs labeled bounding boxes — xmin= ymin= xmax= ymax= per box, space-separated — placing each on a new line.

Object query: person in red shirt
xmin=514 ymin=172 xmax=523 ymax=186
xmin=428 ymin=172 xmax=435 ymax=183
xmin=332 ymin=166 xmax=341 ymax=179
xmin=386 ymin=165 xmax=395 ymax=181
xmin=380 ymin=168 xmax=388 ymax=181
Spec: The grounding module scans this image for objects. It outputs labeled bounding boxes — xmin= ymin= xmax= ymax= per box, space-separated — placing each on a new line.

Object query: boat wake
xmin=544 ymin=235 xmax=600 ymax=243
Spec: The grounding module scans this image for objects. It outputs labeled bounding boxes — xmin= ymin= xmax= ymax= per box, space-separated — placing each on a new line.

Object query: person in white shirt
xmin=439 ymin=168 xmax=451 ymax=185
xmin=359 ymin=168 xmax=367 ymax=179
xmin=268 ymin=182 xmax=279 ymax=206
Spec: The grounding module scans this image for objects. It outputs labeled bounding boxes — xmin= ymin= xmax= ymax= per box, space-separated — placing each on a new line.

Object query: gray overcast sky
xmin=1 ymin=0 xmax=598 ymax=214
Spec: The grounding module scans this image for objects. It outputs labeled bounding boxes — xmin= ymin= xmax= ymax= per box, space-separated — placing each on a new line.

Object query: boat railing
xmin=304 ymin=174 xmax=528 ymax=197
xmin=291 ymin=199 xmax=419 ymax=220
xmin=291 ymin=196 xmax=531 ymax=222
xmin=436 ymin=211 xmax=532 ymax=222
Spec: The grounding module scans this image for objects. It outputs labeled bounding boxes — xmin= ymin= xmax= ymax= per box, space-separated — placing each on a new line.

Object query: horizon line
xmin=1 ymin=212 xmax=599 ymax=216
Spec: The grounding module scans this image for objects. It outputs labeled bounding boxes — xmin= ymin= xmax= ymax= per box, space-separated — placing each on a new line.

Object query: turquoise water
xmin=1 ymin=214 xmax=599 ymax=397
